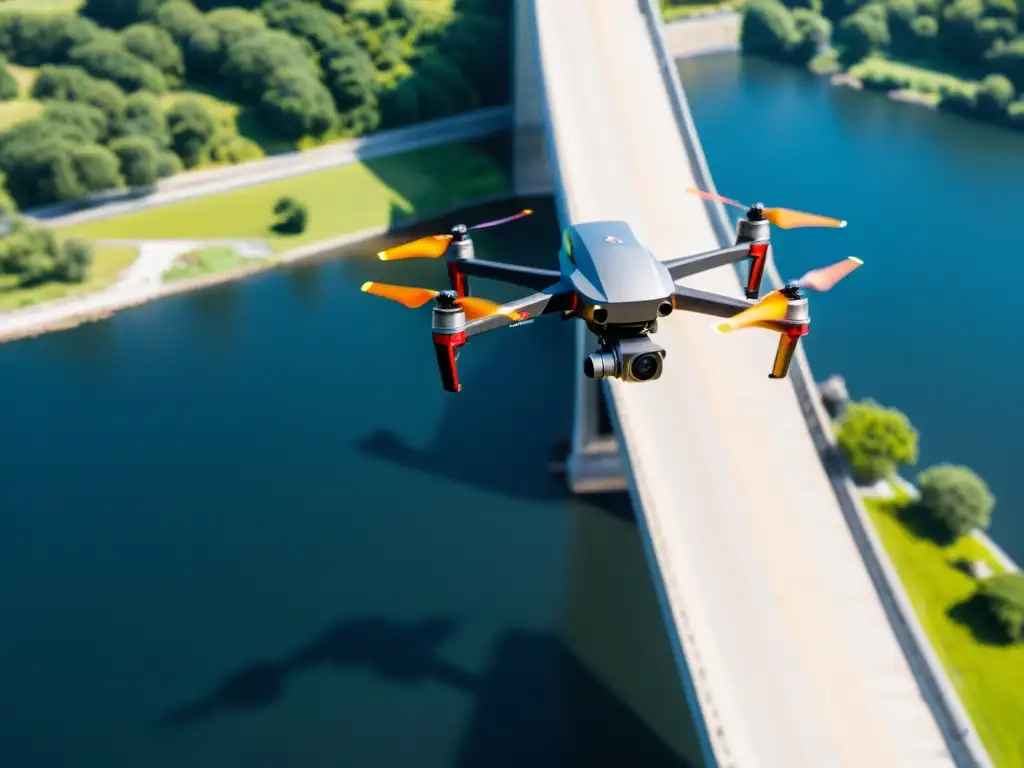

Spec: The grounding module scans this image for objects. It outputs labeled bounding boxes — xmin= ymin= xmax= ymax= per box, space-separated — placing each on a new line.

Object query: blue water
xmin=0 ymin=198 xmax=702 ymax=767
xmin=679 ymin=54 xmax=1024 ymax=563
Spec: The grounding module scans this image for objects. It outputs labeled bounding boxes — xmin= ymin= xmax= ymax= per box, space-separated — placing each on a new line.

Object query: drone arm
xmin=464 ymin=282 xmax=575 ymax=339
xmin=664 ymin=244 xmax=752 ymax=281
xmin=451 ymin=259 xmax=562 ymax=292
xmin=670 ymin=284 xmax=752 ymax=318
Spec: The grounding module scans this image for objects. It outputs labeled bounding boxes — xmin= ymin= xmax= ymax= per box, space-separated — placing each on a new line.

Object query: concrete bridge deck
xmin=531 ymin=1 xmax=958 ymax=766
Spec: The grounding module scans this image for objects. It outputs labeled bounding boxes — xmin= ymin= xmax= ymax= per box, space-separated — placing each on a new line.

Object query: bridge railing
xmin=637 ymin=3 xmax=992 ymax=766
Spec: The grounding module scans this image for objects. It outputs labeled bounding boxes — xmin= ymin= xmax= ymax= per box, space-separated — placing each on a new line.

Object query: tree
xmin=0 ymin=59 xmax=17 ymax=101
xmin=155 ymin=150 xmax=183 ymax=178
xmin=184 ymin=8 xmax=268 ymax=78
xmin=272 ymin=196 xmax=308 ymax=234
xmin=987 ymin=36 xmax=1024 ymax=90
xmin=0 ymin=140 xmax=85 ymax=208
xmin=979 ymin=573 xmax=1024 ymax=642
xmin=53 ymin=238 xmax=93 ymax=283
xmin=742 ymin=0 xmax=802 ymax=60
xmin=916 ymin=464 xmax=995 ymax=540
xmin=322 ymin=37 xmax=379 ymax=135
xmin=220 ymin=29 xmax=317 ymax=100
xmin=121 ymin=23 xmax=186 ymax=86
xmin=835 ymin=399 xmax=918 ymax=483
xmin=166 ymin=97 xmax=218 ymax=167
xmin=975 ymin=73 xmax=1016 ymax=118
xmin=110 ymin=90 xmax=170 ymax=147
xmin=154 ymin=0 xmax=205 ymax=45
xmin=69 ymin=143 xmax=124 ymax=195
xmin=110 ymin=135 xmax=160 ymax=186
xmin=792 ymin=8 xmax=833 ymax=65
xmin=42 ymin=100 xmax=110 ymax=143
xmin=834 ymin=3 xmax=890 ymax=65
xmin=68 ymin=40 xmax=168 ymax=94
xmin=259 ymin=67 xmax=339 ymax=140
xmin=31 ymin=65 xmax=128 ymax=123
xmin=81 ymin=0 xmax=162 ymax=30
xmin=0 ymin=12 xmax=109 ymax=66
xmin=259 ymin=0 xmax=352 ymax=55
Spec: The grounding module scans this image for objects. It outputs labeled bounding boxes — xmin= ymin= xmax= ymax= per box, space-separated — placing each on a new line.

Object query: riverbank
xmin=0 ymin=130 xmax=513 ymax=343
xmin=862 ymin=486 xmax=1024 ymax=767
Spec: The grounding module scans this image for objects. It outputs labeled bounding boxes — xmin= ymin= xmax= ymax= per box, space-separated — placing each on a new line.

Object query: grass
xmin=57 ymin=139 xmax=510 ymax=251
xmin=162 ymin=246 xmax=260 ymax=283
xmin=0 ymin=0 xmax=82 ymax=12
xmin=865 ymin=493 xmax=1024 ymax=767
xmin=0 ymin=63 xmax=43 ymax=131
xmin=662 ymin=0 xmax=743 ymax=21
xmin=849 ymin=56 xmax=977 ymax=105
xmin=0 ymin=245 xmax=137 ymax=311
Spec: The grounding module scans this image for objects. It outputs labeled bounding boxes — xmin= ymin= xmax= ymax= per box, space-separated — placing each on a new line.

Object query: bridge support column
xmin=512 ymin=0 xmax=553 ymax=197
xmin=567 ymin=322 xmax=627 ymax=494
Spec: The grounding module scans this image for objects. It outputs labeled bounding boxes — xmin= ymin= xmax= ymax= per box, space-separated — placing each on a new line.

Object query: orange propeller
xmin=716 ymin=256 xmax=862 ymax=333
xmin=377 ymin=209 xmax=534 ymax=261
xmin=685 ymin=187 xmax=847 ymax=230
xmin=360 ymin=281 xmax=522 ymax=322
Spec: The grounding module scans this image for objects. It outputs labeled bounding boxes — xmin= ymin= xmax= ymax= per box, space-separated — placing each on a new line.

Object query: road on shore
xmin=537 ymin=1 xmax=956 ymax=766
xmin=31 ymin=107 xmax=512 ymax=229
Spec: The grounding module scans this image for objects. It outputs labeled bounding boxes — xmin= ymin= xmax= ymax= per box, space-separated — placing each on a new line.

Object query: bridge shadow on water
xmin=158 ymin=617 xmax=691 ymax=768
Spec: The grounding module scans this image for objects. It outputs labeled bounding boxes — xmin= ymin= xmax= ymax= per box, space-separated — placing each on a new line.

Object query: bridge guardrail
xmin=638 ymin=3 xmax=992 ymax=766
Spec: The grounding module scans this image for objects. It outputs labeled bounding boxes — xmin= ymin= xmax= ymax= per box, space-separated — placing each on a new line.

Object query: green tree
xmin=0 ymin=58 xmax=17 ymax=101
xmin=835 ymin=3 xmax=890 ymax=65
xmin=259 ymin=67 xmax=339 ymax=141
xmin=975 ymin=73 xmax=1016 ymax=117
xmin=184 ymin=8 xmax=268 ymax=78
xmin=70 ymin=143 xmax=124 ymax=195
xmin=792 ymin=8 xmax=833 ymax=65
xmin=259 ymin=0 xmax=352 ymax=55
xmin=68 ymin=40 xmax=168 ymax=94
xmin=155 ymin=150 xmax=183 ymax=178
xmin=53 ymin=238 xmax=93 ymax=283
xmin=42 ymin=101 xmax=110 ymax=143
xmin=986 ymin=36 xmax=1024 ymax=89
xmin=166 ymin=97 xmax=217 ymax=167
xmin=835 ymin=399 xmax=918 ymax=483
xmin=0 ymin=139 xmax=85 ymax=208
xmin=220 ymin=29 xmax=316 ymax=99
xmin=81 ymin=0 xmax=162 ymax=30
xmin=31 ymin=65 xmax=128 ymax=123
xmin=742 ymin=0 xmax=802 ymax=60
xmin=321 ymin=36 xmax=379 ymax=135
xmin=110 ymin=90 xmax=170 ymax=147
xmin=272 ymin=195 xmax=308 ymax=234
xmin=979 ymin=573 xmax=1024 ymax=642
xmin=110 ymin=135 xmax=160 ymax=186
xmin=153 ymin=0 xmax=204 ymax=45
xmin=121 ymin=23 xmax=186 ymax=86
xmin=916 ymin=464 xmax=995 ymax=540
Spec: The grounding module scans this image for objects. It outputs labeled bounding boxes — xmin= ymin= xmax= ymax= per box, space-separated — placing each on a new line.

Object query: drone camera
xmin=584 ymin=336 xmax=667 ymax=383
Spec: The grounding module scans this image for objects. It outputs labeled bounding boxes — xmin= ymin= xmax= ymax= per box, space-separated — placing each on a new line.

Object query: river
xmin=679 ymin=53 xmax=1024 ymax=564
xmin=0 ymin=197 xmax=703 ymax=767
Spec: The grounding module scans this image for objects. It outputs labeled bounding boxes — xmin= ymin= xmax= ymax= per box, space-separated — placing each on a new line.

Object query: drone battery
xmin=769 ymin=325 xmax=808 ymax=379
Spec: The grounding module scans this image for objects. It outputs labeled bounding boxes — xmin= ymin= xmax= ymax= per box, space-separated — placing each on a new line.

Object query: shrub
xmin=979 ymin=573 xmax=1024 ymax=642
xmin=121 ymin=22 xmax=185 ymax=86
xmin=109 ymin=134 xmax=160 ymax=186
xmin=166 ymin=96 xmax=217 ymax=167
xmin=54 ymin=238 xmax=93 ymax=283
xmin=741 ymin=0 xmax=802 ymax=60
xmin=835 ymin=399 xmax=919 ymax=484
xmin=67 ymin=40 xmax=168 ymax=94
xmin=272 ymin=196 xmax=307 ymax=234
xmin=31 ymin=65 xmax=128 ymax=123
xmin=259 ymin=67 xmax=339 ymax=141
xmin=916 ymin=464 xmax=995 ymax=540
xmin=42 ymin=100 xmax=110 ymax=142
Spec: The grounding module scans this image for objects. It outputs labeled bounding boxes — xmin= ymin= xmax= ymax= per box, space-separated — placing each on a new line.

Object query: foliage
xmin=121 ymin=22 xmax=185 ymax=86
xmin=741 ymin=0 xmax=803 ymax=60
xmin=109 ymin=134 xmax=159 ymax=186
xmin=0 ymin=216 xmax=93 ymax=284
xmin=0 ymin=56 xmax=17 ymax=100
xmin=271 ymin=195 xmax=308 ymax=235
xmin=835 ymin=399 xmax=919 ymax=483
xmin=321 ymin=36 xmax=379 ymax=135
xmin=978 ymin=573 xmax=1024 ymax=642
xmin=166 ymin=95 xmax=217 ymax=167
xmin=80 ymin=0 xmax=162 ymax=30
xmin=916 ymin=463 xmax=995 ymax=540
xmin=67 ymin=39 xmax=168 ymax=93
xmin=835 ymin=2 xmax=890 ymax=65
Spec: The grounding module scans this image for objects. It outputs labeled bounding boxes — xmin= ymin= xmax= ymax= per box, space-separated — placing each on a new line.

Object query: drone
xmin=360 ymin=188 xmax=859 ymax=393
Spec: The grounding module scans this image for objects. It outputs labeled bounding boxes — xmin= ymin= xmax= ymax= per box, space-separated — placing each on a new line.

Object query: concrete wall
xmin=512 ymin=0 xmax=554 ymax=196
xmin=639 ymin=2 xmax=992 ymax=766
xmin=662 ymin=11 xmax=740 ymax=59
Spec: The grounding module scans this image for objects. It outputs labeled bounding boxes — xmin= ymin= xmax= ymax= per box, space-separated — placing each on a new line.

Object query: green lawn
xmin=662 ymin=0 xmax=743 ymax=21
xmin=0 ymin=245 xmax=138 ymax=311
xmin=865 ymin=495 xmax=1024 ymax=767
xmin=0 ymin=0 xmax=82 ymax=12
xmin=162 ymin=246 xmax=261 ymax=283
xmin=849 ymin=56 xmax=976 ymax=105
xmin=57 ymin=140 xmax=510 ymax=251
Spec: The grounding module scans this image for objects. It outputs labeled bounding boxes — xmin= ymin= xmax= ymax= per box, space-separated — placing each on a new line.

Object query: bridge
xmin=510 ymin=1 xmax=991 ymax=767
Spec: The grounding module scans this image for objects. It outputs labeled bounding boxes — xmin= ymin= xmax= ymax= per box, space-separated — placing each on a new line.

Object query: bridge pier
xmin=512 ymin=0 xmax=553 ymax=197
xmin=567 ymin=322 xmax=628 ymax=494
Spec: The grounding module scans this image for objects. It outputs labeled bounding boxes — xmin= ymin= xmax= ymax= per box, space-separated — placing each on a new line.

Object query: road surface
xmin=31 ymin=107 xmax=511 ymax=229
xmin=535 ymin=1 xmax=956 ymax=766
